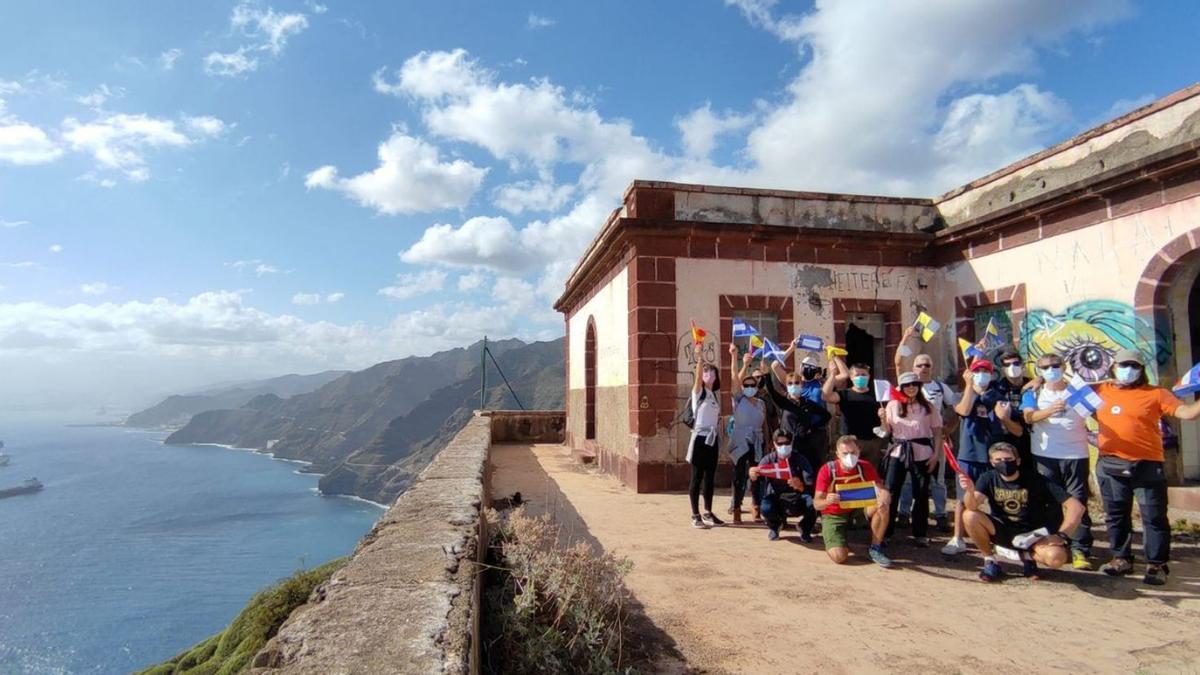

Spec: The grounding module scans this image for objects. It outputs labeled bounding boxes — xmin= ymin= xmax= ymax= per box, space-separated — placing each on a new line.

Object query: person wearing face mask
xmin=1019 ymin=352 xmax=1095 ymax=570
xmin=687 ymin=343 xmax=725 ymax=529
xmin=1092 ymin=348 xmax=1200 ymax=585
xmin=994 ymin=347 xmax=1034 ymax=464
xmin=943 ymin=359 xmax=1025 ymax=556
xmin=821 ymin=355 xmax=886 ymax=467
xmin=881 ymin=372 xmax=943 ymax=547
xmin=959 ymin=442 xmax=1085 ymax=582
xmin=771 ymin=344 xmax=837 ymax=473
xmin=813 ymin=436 xmax=893 ymax=567
xmin=726 ymin=344 xmax=768 ymax=524
xmin=749 ymin=429 xmax=816 ymax=541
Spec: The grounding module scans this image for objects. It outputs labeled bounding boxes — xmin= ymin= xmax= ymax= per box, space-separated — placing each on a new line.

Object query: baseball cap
xmin=1113 ymin=348 xmax=1144 ymax=366
xmin=968 ymin=359 xmax=995 ymax=372
xmin=800 ymin=356 xmax=819 ymax=367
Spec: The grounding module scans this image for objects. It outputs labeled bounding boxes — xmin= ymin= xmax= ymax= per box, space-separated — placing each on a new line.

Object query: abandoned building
xmin=554 ymin=82 xmax=1200 ymax=493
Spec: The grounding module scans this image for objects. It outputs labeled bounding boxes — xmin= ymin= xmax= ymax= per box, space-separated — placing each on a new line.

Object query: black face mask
xmin=996 ymin=459 xmax=1018 ymax=476
xmin=801 ymin=367 xmax=821 ymax=380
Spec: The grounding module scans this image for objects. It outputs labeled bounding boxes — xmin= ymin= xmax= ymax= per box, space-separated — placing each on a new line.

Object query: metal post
xmin=480 ymin=335 xmax=487 ymax=411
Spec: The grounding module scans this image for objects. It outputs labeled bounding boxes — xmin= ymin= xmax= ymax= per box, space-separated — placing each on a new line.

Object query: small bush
xmin=482 ymin=507 xmax=636 ymax=675
xmin=138 ymin=557 xmax=346 ymax=675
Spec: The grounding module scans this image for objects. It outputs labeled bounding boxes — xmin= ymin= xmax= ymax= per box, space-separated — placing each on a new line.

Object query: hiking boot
xmin=869 ymin=544 xmax=894 ymax=568
xmin=1143 ymin=564 xmax=1169 ymax=586
xmin=914 ymin=537 xmax=930 ymax=548
xmin=1071 ymin=550 xmax=1093 ymax=571
xmin=702 ymin=512 xmax=725 ymax=527
xmin=935 ymin=515 xmax=951 ymax=533
xmin=941 ymin=538 xmax=967 ymax=556
xmin=897 ymin=513 xmax=911 ymax=529
xmin=767 ymin=528 xmax=780 ymax=541
xmin=1101 ymin=558 xmax=1133 ymax=577
xmin=691 ymin=514 xmax=709 ymax=529
xmin=979 ymin=559 xmax=1005 ymax=583
xmin=799 ymin=531 xmax=814 ymax=544
xmin=731 ymin=508 xmax=743 ymax=525
xmin=1022 ymin=558 xmax=1040 ymax=580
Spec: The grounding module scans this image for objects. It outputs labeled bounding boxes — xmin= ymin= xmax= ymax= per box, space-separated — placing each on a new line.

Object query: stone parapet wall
xmin=483 ymin=409 xmax=565 ymax=443
xmin=249 ymin=414 xmax=493 ymax=674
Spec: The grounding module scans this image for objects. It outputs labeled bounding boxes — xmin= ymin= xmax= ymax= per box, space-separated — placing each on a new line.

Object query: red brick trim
xmin=627 ymin=256 xmax=678 ymax=438
xmin=954 ymin=284 xmax=1028 ymax=367
xmin=831 ymin=298 xmax=903 ymax=381
xmin=1134 ymin=226 xmax=1200 ymax=379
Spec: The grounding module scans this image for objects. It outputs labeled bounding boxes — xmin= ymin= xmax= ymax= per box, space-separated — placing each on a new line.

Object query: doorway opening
xmin=844 ymin=312 xmax=886 ymax=381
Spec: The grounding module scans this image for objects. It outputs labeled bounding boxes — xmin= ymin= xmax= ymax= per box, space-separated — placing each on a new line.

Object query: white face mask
xmin=742 ymin=386 xmax=757 ymax=397
xmin=776 ymin=445 xmax=793 ymax=458
xmin=973 ymin=372 xmax=992 ymax=388
xmin=1041 ymin=366 xmax=1064 ymax=383
xmin=786 ymin=384 xmax=803 ymax=397
xmin=1116 ymin=365 xmax=1141 ymax=384
xmin=1003 ymin=364 xmax=1023 ymax=378
xmin=840 ymin=454 xmax=859 ymax=469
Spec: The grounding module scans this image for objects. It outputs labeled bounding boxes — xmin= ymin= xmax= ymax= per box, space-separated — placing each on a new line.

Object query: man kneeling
xmin=958 ymin=442 xmax=1085 ymax=582
xmin=813 ymin=436 xmax=893 ymax=567
xmin=749 ymin=430 xmax=815 ymax=541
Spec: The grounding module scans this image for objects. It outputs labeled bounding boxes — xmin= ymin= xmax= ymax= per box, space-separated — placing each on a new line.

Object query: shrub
xmin=482 ymin=507 xmax=636 ymax=674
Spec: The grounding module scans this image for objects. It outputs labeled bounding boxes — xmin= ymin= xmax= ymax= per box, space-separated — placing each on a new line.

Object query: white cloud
xmin=456 ymin=271 xmax=487 ymax=292
xmin=62 ymin=112 xmax=227 ymax=182
xmin=493 ymin=177 xmax=574 ymax=214
xmin=400 ymin=216 xmax=543 ymax=273
xmin=676 ymin=102 xmax=754 ymax=158
xmin=76 ymin=84 xmax=126 ymax=108
xmin=378 ymin=269 xmax=448 ymax=300
xmin=2 ymin=218 xmax=30 ymax=228
xmin=2 ymin=261 xmax=38 ymax=269
xmin=291 ymin=292 xmax=321 ymax=305
xmin=226 ymin=259 xmax=287 ymax=277
xmin=81 ymin=281 xmax=119 ymax=296
xmin=159 ymin=48 xmax=183 ymax=70
xmin=304 ymin=130 xmax=487 ymax=214
xmin=206 ymin=1 xmax=310 ymax=77
xmin=527 ymin=13 xmax=555 ymax=29
xmin=0 ymin=121 xmax=62 ymax=165
xmin=1104 ymin=93 xmax=1156 ymax=120
xmin=304 ymin=0 xmax=328 ymax=14
xmin=325 ymin=291 xmax=344 ymax=303
xmin=49 ymin=244 xmax=62 ymax=253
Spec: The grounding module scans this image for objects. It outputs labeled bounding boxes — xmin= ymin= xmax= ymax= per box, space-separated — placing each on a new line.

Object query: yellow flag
xmin=826 ymin=345 xmax=848 ymax=358
xmin=916 ymin=312 xmax=941 ymax=342
xmin=749 ymin=334 xmax=765 ymax=349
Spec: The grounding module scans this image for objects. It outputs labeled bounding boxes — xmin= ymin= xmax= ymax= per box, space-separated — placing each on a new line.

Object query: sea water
xmin=0 ymin=414 xmax=383 ymax=674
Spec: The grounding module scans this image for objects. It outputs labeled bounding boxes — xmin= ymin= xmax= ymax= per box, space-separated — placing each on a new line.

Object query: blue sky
xmin=1 ymin=0 xmax=1197 ymax=408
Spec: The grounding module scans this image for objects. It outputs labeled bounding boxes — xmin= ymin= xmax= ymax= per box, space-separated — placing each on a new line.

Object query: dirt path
xmin=490 ymin=443 xmax=1200 ymax=675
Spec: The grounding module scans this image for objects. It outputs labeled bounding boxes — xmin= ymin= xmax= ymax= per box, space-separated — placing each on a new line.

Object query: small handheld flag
xmin=834 ymin=480 xmax=877 ymax=509
xmin=983 ymin=318 xmax=1001 ymax=347
xmin=690 ymin=320 xmax=708 ymax=346
xmin=732 ymin=319 xmax=758 ymax=338
xmin=757 ymin=458 xmax=792 ymax=481
xmin=796 ymin=334 xmax=825 ymax=352
xmin=1174 ymin=362 xmax=1200 ymax=397
xmin=749 ymin=334 xmax=765 ymax=350
xmin=915 ymin=312 xmax=941 ymax=342
xmin=758 ymin=338 xmax=787 ymax=361
xmin=826 ymin=345 xmax=848 ymax=359
xmin=958 ymin=338 xmax=985 ymax=360
xmin=1065 ymin=374 xmax=1103 ymax=418
xmin=943 ymin=440 xmax=965 ymax=476
xmin=873 ymin=379 xmax=892 ymax=403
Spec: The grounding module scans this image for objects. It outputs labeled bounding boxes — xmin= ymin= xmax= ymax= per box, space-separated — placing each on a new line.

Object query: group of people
xmin=685 ymin=326 xmax=1200 ymax=585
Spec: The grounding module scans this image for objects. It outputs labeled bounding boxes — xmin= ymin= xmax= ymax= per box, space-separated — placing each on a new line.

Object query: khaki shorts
xmin=821 ymin=510 xmax=866 ymax=550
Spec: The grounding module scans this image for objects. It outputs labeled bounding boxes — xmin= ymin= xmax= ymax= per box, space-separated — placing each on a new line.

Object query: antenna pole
xmin=480 ymin=335 xmax=487 ymax=410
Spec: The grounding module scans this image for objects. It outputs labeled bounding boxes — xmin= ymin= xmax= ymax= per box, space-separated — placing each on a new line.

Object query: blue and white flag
xmin=1174 ymin=362 xmax=1200 ymax=397
xmin=755 ymin=338 xmax=787 ymax=361
xmin=732 ymin=319 xmax=758 ymax=338
xmin=1065 ymin=374 xmax=1103 ymax=418
xmin=795 ymin=334 xmax=824 ymax=352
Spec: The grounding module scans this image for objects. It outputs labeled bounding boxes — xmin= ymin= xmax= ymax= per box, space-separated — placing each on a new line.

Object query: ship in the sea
xmin=0 ymin=478 xmax=43 ymax=499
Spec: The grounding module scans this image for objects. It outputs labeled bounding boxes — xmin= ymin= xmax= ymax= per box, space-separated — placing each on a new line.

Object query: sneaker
xmin=979 ymin=559 xmax=1005 ymax=583
xmin=1101 ymin=558 xmax=1133 ymax=577
xmin=799 ymin=531 xmax=814 ymax=544
xmin=767 ymin=528 xmax=780 ymax=541
xmin=935 ymin=515 xmax=951 ymax=533
xmin=914 ymin=537 xmax=930 ymax=548
xmin=868 ymin=544 xmax=894 ymax=568
xmin=897 ymin=514 xmax=911 ymax=529
xmin=1143 ymin=564 xmax=1170 ymax=586
xmin=702 ymin=512 xmax=725 ymax=527
xmin=691 ymin=514 xmax=708 ymax=529
xmin=1071 ymin=550 xmax=1093 ymax=571
xmin=1022 ymin=558 xmax=1040 ymax=580
xmin=941 ymin=538 xmax=967 ymax=556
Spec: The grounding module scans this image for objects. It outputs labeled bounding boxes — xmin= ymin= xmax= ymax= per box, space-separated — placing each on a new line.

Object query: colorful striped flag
xmin=835 ymin=480 xmax=877 ymax=509
xmin=732 ymin=319 xmax=758 ymax=338
xmin=983 ymin=318 xmax=1001 ymax=347
xmin=757 ymin=459 xmax=791 ymax=480
xmin=915 ymin=312 xmax=941 ymax=342
xmin=1174 ymin=362 xmax=1200 ymax=397
xmin=749 ymin=334 xmax=765 ymax=350
xmin=796 ymin=334 xmax=825 ymax=352
xmin=958 ymin=338 xmax=985 ymax=360
xmin=1065 ymin=374 xmax=1103 ymax=418
xmin=690 ymin=320 xmax=708 ymax=346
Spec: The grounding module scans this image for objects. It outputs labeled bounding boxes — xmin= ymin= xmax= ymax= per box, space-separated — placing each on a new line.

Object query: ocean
xmin=0 ymin=414 xmax=384 ymax=674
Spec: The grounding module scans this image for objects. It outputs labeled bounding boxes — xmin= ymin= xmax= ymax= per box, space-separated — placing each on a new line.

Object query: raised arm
xmin=1173 ymin=398 xmax=1200 ymax=421
xmin=692 ymin=342 xmax=704 ymax=394
xmin=954 ymin=370 xmax=976 ymax=418
xmin=895 ymin=325 xmax=918 ymax=373
xmin=821 ymin=356 xmax=845 ymax=402
xmin=729 ymin=343 xmax=742 ymax=386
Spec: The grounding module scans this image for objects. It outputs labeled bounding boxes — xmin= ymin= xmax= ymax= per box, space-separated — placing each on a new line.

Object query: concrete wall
xmin=485 ymin=410 xmax=565 ymax=443
xmin=565 ymin=264 xmax=631 ymax=458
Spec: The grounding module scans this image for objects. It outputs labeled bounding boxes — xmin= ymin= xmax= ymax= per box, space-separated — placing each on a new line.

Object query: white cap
xmin=801 ymin=356 xmax=819 ymax=367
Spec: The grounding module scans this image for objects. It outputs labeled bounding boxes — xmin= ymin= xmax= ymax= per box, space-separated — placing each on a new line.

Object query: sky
xmin=1 ymin=0 xmax=1197 ymax=410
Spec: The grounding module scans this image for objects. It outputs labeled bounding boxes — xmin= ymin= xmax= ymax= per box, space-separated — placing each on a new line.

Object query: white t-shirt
xmin=922 ymin=380 xmax=960 ymax=411
xmin=691 ymin=389 xmax=720 ymax=429
xmin=1022 ymin=387 xmax=1090 ymax=460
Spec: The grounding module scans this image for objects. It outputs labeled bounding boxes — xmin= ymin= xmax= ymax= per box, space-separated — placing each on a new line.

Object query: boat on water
xmin=0 ymin=478 xmax=43 ymax=499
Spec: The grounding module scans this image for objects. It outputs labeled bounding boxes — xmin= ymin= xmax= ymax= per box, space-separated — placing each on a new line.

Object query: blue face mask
xmin=742 ymin=386 xmax=757 ymax=397
xmin=972 ymin=372 xmax=991 ymax=388
xmin=786 ymin=384 xmax=803 ymax=397
xmin=851 ymin=375 xmax=870 ymax=389
xmin=1116 ymin=365 xmax=1141 ymax=384
xmin=775 ymin=445 xmax=792 ymax=458
xmin=1041 ymin=366 xmax=1063 ymax=383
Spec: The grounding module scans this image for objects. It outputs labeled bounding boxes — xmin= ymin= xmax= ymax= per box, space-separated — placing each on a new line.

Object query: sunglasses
xmin=1117 ymin=361 xmax=1142 ymax=369
xmin=901 ymin=382 xmax=921 ymax=388
xmin=914 ymin=363 xmax=932 ymax=369
xmin=1039 ymin=363 xmax=1063 ymax=369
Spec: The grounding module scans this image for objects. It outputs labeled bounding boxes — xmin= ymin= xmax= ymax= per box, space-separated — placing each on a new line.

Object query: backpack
xmin=678 ymin=389 xmax=705 ymax=429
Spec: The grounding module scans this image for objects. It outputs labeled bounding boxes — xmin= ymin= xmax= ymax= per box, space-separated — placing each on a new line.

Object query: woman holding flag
xmin=687 ymin=330 xmax=725 ymax=529
xmin=1092 ymin=348 xmax=1200 ymax=584
xmin=880 ymin=372 xmax=943 ymax=547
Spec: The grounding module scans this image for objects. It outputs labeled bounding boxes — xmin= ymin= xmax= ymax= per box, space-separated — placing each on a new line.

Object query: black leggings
xmin=689 ymin=437 xmax=718 ymax=515
xmin=885 ymin=457 xmax=930 ymax=539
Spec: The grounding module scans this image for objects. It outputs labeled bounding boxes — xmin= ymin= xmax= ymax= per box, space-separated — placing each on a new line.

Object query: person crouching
xmin=814 ymin=436 xmax=894 ymax=568
xmin=749 ymin=429 xmax=815 ymax=541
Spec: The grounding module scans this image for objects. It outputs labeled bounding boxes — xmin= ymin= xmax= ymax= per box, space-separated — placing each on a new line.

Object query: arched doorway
xmin=585 ymin=317 xmax=597 ymax=441
xmin=1135 ymin=228 xmax=1200 ymax=481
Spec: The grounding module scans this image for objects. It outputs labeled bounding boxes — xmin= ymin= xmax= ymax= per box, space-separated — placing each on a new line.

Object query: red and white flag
xmin=758 ymin=459 xmax=791 ymax=480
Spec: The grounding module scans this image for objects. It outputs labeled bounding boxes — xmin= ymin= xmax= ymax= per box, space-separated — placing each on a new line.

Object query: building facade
xmin=555 ymin=83 xmax=1200 ymax=492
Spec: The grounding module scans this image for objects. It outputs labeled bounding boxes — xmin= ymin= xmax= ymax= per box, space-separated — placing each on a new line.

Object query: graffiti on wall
xmin=1020 ymin=300 xmax=1171 ymax=383
xmin=677 ymin=333 xmax=718 ymax=370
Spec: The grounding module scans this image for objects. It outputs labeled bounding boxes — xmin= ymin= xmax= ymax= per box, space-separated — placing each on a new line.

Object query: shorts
xmin=821 ymin=511 xmax=866 ymax=550
xmin=987 ymin=515 xmax=1037 ymax=549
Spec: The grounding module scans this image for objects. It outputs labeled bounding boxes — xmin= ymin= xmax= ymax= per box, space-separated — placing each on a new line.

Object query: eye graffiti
xmin=1020 ymin=300 xmax=1170 ymax=383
